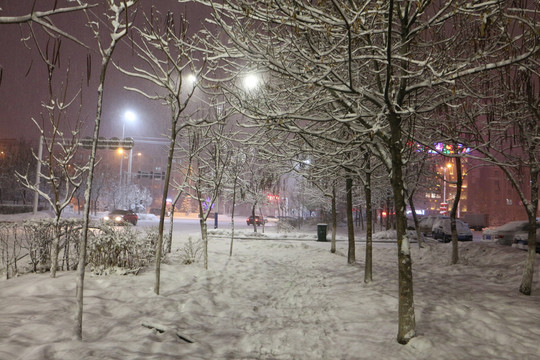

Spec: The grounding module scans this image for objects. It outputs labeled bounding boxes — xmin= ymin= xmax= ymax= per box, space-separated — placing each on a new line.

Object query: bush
xmin=0 ymin=220 xmax=157 ymax=278
xmin=277 ymin=220 xmax=295 ymax=233
xmin=0 ymin=222 xmax=25 ymax=278
xmin=87 ymin=225 xmax=155 ymax=275
xmin=0 ymin=219 xmax=84 ymax=278
xmin=177 ymin=236 xmax=203 ymax=265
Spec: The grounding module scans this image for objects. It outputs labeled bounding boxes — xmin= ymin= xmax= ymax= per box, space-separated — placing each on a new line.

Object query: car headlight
xmin=104 ymin=216 xmax=110 ymax=221
xmin=115 ymin=216 xmax=123 ymax=222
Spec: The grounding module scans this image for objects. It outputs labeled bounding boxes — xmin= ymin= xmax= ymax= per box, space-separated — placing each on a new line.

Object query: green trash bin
xmin=317 ymin=223 xmax=328 ymax=242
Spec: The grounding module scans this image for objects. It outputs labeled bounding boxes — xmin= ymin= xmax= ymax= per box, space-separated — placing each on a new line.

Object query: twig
xmin=141 ymin=322 xmax=194 ymax=343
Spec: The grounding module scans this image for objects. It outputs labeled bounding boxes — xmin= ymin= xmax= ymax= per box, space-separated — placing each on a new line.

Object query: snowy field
xmin=1 ymin=222 xmax=540 ymax=359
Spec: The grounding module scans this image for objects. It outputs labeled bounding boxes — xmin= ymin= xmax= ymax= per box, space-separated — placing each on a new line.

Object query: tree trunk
xmin=230 ymin=177 xmax=238 ymax=257
xmin=154 ymin=133 xmax=177 ymax=295
xmin=199 ymin=199 xmax=209 ymax=270
xmin=345 ymin=173 xmax=355 ymax=264
xmin=50 ymin=220 xmax=61 ymax=278
xmin=519 ymin=165 xmax=539 ymax=295
xmin=167 ymin=204 xmax=175 ymax=254
xmin=358 ymin=204 xmax=364 ymax=231
xmin=75 ymin=20 xmax=124 ymax=337
xmin=520 ymin=212 xmax=538 ymax=295
xmin=331 ymin=184 xmax=337 ymax=254
xmin=450 ymin=157 xmax=463 ymax=264
xmin=251 ymin=203 xmax=257 ymax=233
xmin=389 ymin=115 xmax=416 ymax=344
xmin=364 ymin=156 xmax=373 ymax=283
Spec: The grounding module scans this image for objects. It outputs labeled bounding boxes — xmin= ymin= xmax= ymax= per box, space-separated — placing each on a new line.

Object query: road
xmin=137 ymin=215 xmax=270 ymax=233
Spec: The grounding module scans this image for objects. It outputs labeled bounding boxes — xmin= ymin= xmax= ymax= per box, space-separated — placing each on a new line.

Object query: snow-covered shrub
xmin=177 ymin=236 xmax=202 ymax=265
xmin=87 ymin=225 xmax=154 ymax=275
xmin=0 ymin=219 xmax=84 ymax=277
xmin=0 ymin=222 xmax=25 ymax=279
xmin=21 ymin=219 xmax=84 ymax=273
xmin=140 ymin=226 xmax=169 ymax=255
xmin=277 ymin=219 xmax=295 ymax=233
xmin=21 ymin=220 xmax=55 ymax=273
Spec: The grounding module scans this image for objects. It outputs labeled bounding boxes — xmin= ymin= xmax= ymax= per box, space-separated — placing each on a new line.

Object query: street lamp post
xmin=119 ymin=110 xmax=136 ymax=208
xmin=443 ymin=166 xmax=447 ymax=203
xmin=442 ymin=163 xmax=452 ymax=214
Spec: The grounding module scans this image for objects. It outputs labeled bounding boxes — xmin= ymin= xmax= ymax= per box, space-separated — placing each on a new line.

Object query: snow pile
xmin=362 ymin=229 xmax=418 ymax=241
xmin=1 ymin=228 xmax=539 ymax=359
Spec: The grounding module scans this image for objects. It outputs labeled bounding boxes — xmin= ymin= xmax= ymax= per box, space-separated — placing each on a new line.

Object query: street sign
xmin=440 ymin=202 xmax=448 ymax=214
xmin=79 ymin=136 xmax=134 ymax=150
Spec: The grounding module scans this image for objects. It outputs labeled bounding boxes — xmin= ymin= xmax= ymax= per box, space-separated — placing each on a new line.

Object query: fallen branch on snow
xmin=141 ymin=322 xmax=194 ymax=343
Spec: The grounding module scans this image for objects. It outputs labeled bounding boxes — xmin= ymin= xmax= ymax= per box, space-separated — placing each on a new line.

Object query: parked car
xmin=482 ymin=220 xmax=539 ymax=246
xmin=406 ymin=217 xmax=416 ymax=230
xmin=431 ymin=218 xmax=473 ymax=242
xmin=103 ymin=209 xmax=138 ymax=226
xmin=266 ymin=216 xmax=279 ymax=223
xmin=418 ymin=216 xmax=446 ymax=236
xmin=463 ymin=213 xmax=489 ymax=231
xmin=247 ymin=215 xmax=266 ymax=226
xmin=512 ymin=228 xmax=540 ymax=253
xmin=149 ymin=208 xmax=161 ymax=216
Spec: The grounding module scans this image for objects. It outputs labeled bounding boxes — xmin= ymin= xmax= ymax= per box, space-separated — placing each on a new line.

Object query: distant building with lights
xmin=414 ymin=147 xmax=535 ymax=227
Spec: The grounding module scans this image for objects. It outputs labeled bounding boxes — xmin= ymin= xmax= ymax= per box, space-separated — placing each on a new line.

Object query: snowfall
xmin=1 ymin=212 xmax=539 ymax=360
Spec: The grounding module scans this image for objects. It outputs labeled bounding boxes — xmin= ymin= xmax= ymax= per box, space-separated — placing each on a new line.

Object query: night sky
xmin=0 ymin=0 xmax=208 ymax=144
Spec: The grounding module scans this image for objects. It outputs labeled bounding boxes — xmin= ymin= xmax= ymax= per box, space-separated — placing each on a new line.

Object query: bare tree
xmin=75 ymin=0 xmax=139 ymax=340
xmin=465 ymin=60 xmax=540 ymax=294
xmin=15 ymin=34 xmax=86 ymax=278
xmin=116 ymin=9 xmax=207 ymax=294
xmin=183 ymin=121 xmax=231 ymax=269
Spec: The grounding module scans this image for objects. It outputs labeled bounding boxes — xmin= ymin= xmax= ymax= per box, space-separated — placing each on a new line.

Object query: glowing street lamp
xmin=187 ymin=74 xmax=197 ymax=86
xmin=243 ymin=73 xmax=259 ymax=90
xmin=124 ymin=110 xmax=136 ymax=123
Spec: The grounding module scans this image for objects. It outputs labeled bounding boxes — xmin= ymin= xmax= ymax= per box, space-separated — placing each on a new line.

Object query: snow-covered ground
xmin=1 ymin=216 xmax=540 ymax=359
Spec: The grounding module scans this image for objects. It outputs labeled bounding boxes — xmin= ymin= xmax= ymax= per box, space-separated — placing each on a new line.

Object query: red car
xmin=103 ymin=209 xmax=138 ymax=226
xmin=246 ymin=215 xmax=266 ymax=226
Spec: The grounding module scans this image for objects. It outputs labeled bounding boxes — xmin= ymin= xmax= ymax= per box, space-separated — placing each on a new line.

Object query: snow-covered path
xmin=163 ymin=240 xmax=400 ymax=359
